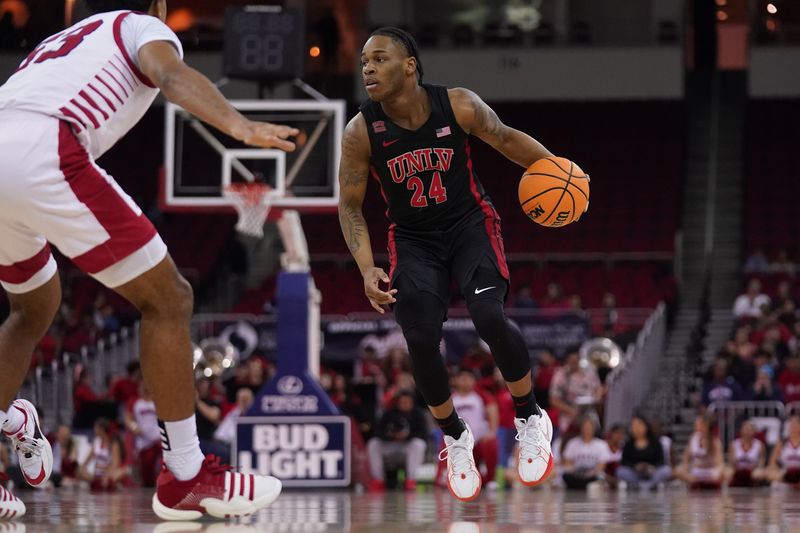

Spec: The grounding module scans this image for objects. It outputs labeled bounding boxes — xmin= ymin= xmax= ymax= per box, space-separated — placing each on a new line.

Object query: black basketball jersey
xmin=360 ymin=84 xmax=493 ymax=231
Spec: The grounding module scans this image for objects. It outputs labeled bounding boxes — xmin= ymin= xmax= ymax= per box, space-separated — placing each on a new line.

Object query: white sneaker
xmin=0 ymin=475 xmax=25 ymax=520
xmin=514 ymin=411 xmax=554 ymax=486
xmin=2 ymin=400 xmax=52 ymax=488
xmin=438 ymin=423 xmax=481 ymax=501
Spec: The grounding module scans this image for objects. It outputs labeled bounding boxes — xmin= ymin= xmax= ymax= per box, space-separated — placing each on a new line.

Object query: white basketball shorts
xmin=0 ymin=110 xmax=167 ymax=293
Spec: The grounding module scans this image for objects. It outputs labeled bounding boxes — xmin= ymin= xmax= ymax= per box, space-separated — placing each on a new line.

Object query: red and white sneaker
xmin=515 ymin=410 xmax=554 ymax=486
xmin=0 ymin=474 xmax=25 ymax=520
xmin=152 ymin=455 xmax=282 ymax=520
xmin=438 ymin=423 xmax=481 ymax=501
xmin=2 ymin=399 xmax=52 ymax=488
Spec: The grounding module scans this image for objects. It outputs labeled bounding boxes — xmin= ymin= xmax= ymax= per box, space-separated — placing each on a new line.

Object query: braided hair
xmin=369 ymin=27 xmax=424 ymax=84
xmin=85 ymin=0 xmax=155 ymax=14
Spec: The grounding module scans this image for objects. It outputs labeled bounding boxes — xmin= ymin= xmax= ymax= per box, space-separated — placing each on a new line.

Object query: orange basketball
xmin=518 ymin=157 xmax=590 ymax=227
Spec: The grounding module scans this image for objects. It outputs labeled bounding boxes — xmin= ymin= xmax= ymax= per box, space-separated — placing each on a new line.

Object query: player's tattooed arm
xmin=449 ymin=87 xmax=554 ymax=168
xmin=338 ymin=115 xmax=398 ymax=313
xmin=338 ymin=114 xmax=373 ymax=263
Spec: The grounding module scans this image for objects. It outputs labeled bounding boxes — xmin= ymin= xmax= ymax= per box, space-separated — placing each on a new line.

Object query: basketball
xmin=518 ymin=157 xmax=590 ymax=227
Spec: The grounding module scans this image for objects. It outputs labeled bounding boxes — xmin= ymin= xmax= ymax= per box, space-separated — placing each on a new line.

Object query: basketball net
xmin=223 ymin=183 xmax=274 ymax=238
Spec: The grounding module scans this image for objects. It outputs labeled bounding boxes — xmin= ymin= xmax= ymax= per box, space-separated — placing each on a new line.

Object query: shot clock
xmin=223 ymin=6 xmax=305 ymax=80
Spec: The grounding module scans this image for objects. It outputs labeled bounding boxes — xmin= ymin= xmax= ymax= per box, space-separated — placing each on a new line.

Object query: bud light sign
xmin=234 ymin=416 xmax=351 ymax=487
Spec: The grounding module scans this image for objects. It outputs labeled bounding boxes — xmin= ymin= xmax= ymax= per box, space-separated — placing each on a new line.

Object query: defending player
xmin=337 ymin=27 xmax=557 ymax=500
xmin=0 ymin=0 xmax=297 ymax=520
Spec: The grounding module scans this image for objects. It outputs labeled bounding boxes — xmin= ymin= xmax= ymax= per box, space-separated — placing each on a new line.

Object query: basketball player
xmin=338 ymin=27 xmax=557 ymax=500
xmin=0 ymin=0 xmax=298 ymax=521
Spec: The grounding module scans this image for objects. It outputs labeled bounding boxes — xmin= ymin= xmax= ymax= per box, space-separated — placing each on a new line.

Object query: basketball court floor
xmin=5 ymin=487 xmax=799 ymax=532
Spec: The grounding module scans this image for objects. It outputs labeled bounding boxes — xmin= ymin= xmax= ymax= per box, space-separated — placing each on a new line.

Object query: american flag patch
xmin=436 ymin=126 xmax=451 ymax=138
xmin=372 ymin=121 xmax=386 ymax=133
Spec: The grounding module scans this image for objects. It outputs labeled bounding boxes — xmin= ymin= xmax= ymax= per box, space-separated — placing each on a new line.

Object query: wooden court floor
xmin=2 ymin=486 xmax=799 ymax=532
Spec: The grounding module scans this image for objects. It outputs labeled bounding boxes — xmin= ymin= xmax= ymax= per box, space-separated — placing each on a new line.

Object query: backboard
xmin=161 ymin=99 xmax=346 ymax=213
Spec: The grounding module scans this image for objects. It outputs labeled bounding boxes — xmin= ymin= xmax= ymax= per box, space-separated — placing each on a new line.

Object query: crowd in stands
xmin=0 ymin=353 xmax=272 ymax=493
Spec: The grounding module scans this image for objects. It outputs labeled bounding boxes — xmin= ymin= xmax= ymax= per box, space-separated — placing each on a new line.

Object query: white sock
xmin=1 ymin=404 xmax=24 ymax=434
xmin=160 ymin=415 xmax=205 ymax=481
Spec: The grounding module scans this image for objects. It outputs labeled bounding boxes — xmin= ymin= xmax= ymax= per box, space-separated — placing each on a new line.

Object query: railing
xmin=708 ymin=401 xmax=786 ymax=449
xmin=603 ymin=303 xmax=667 ymax=428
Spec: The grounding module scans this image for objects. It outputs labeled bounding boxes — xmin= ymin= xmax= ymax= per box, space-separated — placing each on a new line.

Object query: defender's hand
xmin=363 ymin=267 xmax=397 ymax=314
xmin=233 ymin=121 xmax=300 ymax=152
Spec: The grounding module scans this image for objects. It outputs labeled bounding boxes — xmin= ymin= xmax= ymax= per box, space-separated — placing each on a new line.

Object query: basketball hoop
xmin=223 ymin=183 xmax=275 ymax=238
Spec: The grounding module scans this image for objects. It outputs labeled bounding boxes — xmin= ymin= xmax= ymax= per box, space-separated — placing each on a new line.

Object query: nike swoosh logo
xmin=382 ymin=138 xmax=400 ymax=147
xmin=474 ymin=286 xmax=496 ymax=294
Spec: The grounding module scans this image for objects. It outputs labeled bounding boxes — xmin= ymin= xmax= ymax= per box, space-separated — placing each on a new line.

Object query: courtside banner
xmin=234 ymin=416 xmax=351 ymax=487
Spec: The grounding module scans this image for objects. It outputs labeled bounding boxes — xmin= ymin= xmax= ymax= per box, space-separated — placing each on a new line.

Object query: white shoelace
xmin=516 ymin=417 xmax=545 ymax=459
xmin=438 ymin=439 xmax=474 ymax=474
xmin=13 ymin=436 xmax=41 ymax=458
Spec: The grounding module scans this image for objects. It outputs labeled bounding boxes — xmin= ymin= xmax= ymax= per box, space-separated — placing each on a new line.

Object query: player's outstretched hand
xmin=363 ymin=267 xmax=397 ymax=314
xmin=233 ymin=121 xmax=301 ymax=152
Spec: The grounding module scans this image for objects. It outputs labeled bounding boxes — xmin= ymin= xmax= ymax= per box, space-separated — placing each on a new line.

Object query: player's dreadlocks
xmin=84 ymin=0 xmax=155 ymax=14
xmin=369 ymin=27 xmax=424 ymax=84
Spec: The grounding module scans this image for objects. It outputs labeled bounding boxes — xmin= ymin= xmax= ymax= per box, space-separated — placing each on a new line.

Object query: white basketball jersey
xmin=732 ymin=438 xmax=762 ymax=470
xmin=0 ymin=10 xmax=182 ymax=158
xmin=781 ymin=439 xmax=800 ymax=470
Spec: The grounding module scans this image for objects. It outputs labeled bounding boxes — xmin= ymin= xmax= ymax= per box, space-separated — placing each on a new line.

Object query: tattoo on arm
xmin=340 ymin=199 xmax=365 ymax=253
xmin=470 ymin=94 xmax=507 ymax=143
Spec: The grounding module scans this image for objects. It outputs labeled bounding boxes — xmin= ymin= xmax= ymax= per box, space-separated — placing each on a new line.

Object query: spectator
xmin=771 ymin=249 xmax=795 ymax=277
xmin=215 ymin=388 xmax=255 ymax=446
xmin=766 ymin=415 xmax=800 ymax=485
xmin=561 ymin=417 xmax=608 ymax=490
xmin=616 ymin=415 xmax=671 ymax=491
xmin=744 ymin=248 xmax=770 ymax=274
xmin=729 ymin=325 xmax=757 ymax=360
xmin=382 ymin=372 xmax=415 ymax=409
xmin=568 ymin=294 xmax=584 ymax=313
xmin=124 ymin=383 xmax=161 ymax=487
xmin=674 ymin=415 xmax=723 ymax=489
xmin=195 ymin=377 xmax=228 ymax=463
xmin=778 ymin=356 xmax=800 ymax=404
xmin=490 ymin=367 xmax=517 ymax=467
xmin=49 ymin=424 xmax=78 ymax=488
xmin=550 ymin=350 xmax=603 ymax=433
xmin=534 ymin=349 xmax=558 ymax=412
xmin=541 ymin=282 xmax=570 ymax=310
xmin=108 ymin=360 xmax=142 ymax=409
xmin=77 ymin=418 xmax=128 ymax=492
xmin=354 ymin=343 xmax=384 ymax=382
xmin=600 ymin=292 xmax=624 ymax=337
xmin=246 ymin=356 xmax=268 ymax=394
xmin=512 ymin=283 xmax=537 ymax=309
xmin=72 ymin=367 xmax=117 ymax=429
xmin=733 ymin=279 xmax=771 ymax=319
xmin=445 ymin=369 xmax=499 ymax=489
xmin=604 ymin=423 xmax=626 ymax=485
xmin=724 ymin=420 xmax=767 ymax=487
xmin=367 ymin=390 xmax=428 ymax=492
xmin=772 ymin=280 xmax=797 ymax=313
xmin=702 ymin=358 xmax=745 ymax=406
xmin=751 ymin=366 xmax=783 ymax=402
xmin=223 ymin=362 xmax=253 ymax=404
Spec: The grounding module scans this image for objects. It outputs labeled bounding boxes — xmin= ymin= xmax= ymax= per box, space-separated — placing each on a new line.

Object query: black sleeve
xmin=649 ymin=440 xmax=665 ymax=467
xmin=621 ymin=441 xmax=636 ymax=467
xmin=377 ymin=410 xmax=394 ymax=440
